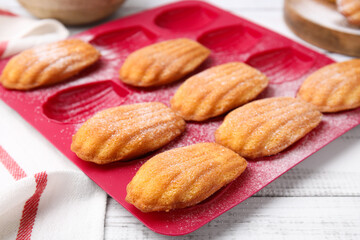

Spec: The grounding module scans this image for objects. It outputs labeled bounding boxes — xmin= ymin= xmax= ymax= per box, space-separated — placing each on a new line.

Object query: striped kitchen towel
xmin=0 ymin=145 xmax=107 ymax=240
xmin=0 ymin=9 xmax=107 ymax=240
xmin=0 ymin=24 xmax=106 ymax=236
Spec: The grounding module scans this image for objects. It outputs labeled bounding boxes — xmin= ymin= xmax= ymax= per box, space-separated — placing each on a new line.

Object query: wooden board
xmin=105 ymin=197 xmax=360 ymax=239
xmin=284 ymin=0 xmax=360 ymax=57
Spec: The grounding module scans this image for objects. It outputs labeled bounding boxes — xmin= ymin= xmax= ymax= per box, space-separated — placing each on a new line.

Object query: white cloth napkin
xmin=0 ymin=9 xmax=69 ymax=59
xmin=0 ymin=10 xmax=107 ymax=240
xmin=0 ymin=101 xmax=107 ymax=240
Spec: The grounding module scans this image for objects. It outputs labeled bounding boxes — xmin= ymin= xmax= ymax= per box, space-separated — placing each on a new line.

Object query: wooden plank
xmin=105 ymin=197 xmax=360 ymax=239
xmin=255 ymin=168 xmax=360 ymax=197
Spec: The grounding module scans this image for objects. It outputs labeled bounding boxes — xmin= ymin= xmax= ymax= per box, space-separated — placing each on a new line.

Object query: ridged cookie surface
xmin=126 ymin=142 xmax=247 ymax=212
xmin=215 ymin=97 xmax=322 ymax=159
xmin=71 ymin=102 xmax=186 ymax=164
xmin=0 ymin=39 xmax=100 ymax=90
xmin=297 ymin=59 xmax=360 ymax=112
xmin=119 ymin=38 xmax=210 ymax=87
xmin=170 ymin=62 xmax=268 ymax=121
xmin=337 ymin=0 xmax=360 ymax=26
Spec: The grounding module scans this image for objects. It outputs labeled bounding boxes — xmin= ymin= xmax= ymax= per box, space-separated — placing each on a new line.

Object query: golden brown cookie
xmin=297 ymin=59 xmax=360 ymax=112
xmin=170 ymin=62 xmax=268 ymax=121
xmin=126 ymin=142 xmax=247 ymax=212
xmin=215 ymin=97 xmax=322 ymax=159
xmin=0 ymin=39 xmax=100 ymax=90
xmin=119 ymin=38 xmax=210 ymax=87
xmin=337 ymin=0 xmax=360 ymax=26
xmin=71 ymin=102 xmax=186 ymax=164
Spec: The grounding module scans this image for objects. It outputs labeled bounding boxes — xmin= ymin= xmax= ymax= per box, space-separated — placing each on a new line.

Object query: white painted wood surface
xmin=1 ymin=0 xmax=360 ymax=239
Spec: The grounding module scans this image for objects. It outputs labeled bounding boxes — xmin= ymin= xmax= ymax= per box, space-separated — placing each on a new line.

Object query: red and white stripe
xmin=0 ymin=146 xmax=27 ymax=180
xmin=0 ymin=146 xmax=48 ymax=240
xmin=0 ymin=9 xmax=17 ymax=16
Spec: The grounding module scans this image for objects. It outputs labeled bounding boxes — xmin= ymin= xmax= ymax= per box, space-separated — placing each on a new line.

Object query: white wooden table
xmin=2 ymin=0 xmax=360 ymax=239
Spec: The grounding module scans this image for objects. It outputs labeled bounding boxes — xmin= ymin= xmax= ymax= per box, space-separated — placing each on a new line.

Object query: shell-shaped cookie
xmin=297 ymin=59 xmax=360 ymax=112
xmin=0 ymin=39 xmax=100 ymax=90
xmin=119 ymin=38 xmax=210 ymax=87
xmin=170 ymin=62 xmax=269 ymax=121
xmin=215 ymin=97 xmax=322 ymax=159
xmin=71 ymin=102 xmax=186 ymax=164
xmin=126 ymin=142 xmax=247 ymax=212
xmin=337 ymin=0 xmax=360 ymax=26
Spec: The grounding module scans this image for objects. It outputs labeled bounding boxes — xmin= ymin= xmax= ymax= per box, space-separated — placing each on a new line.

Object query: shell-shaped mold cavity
xmin=154 ymin=5 xmax=218 ymax=31
xmin=71 ymin=102 xmax=186 ymax=164
xmin=198 ymin=25 xmax=262 ymax=53
xmin=126 ymin=142 xmax=247 ymax=212
xmin=215 ymin=97 xmax=322 ymax=159
xmin=170 ymin=62 xmax=268 ymax=121
xmin=246 ymin=47 xmax=314 ymax=84
xmin=42 ymin=81 xmax=129 ymax=124
xmin=90 ymin=26 xmax=157 ymax=57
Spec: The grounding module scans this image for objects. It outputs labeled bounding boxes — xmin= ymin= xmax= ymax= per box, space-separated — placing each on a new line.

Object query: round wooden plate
xmin=284 ymin=0 xmax=360 ymax=57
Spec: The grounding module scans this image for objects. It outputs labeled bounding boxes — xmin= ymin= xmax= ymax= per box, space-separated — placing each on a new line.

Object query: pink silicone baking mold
xmin=1 ymin=1 xmax=359 ymax=236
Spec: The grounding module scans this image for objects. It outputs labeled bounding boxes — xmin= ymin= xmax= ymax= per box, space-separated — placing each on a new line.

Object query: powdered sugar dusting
xmin=0 ymin=1 xmax=359 ymax=236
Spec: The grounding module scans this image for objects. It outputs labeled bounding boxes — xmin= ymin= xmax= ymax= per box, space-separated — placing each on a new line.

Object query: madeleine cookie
xmin=215 ymin=97 xmax=322 ymax=159
xmin=170 ymin=62 xmax=268 ymax=121
xmin=297 ymin=59 xmax=360 ymax=112
xmin=0 ymin=39 xmax=100 ymax=90
xmin=337 ymin=0 xmax=360 ymax=26
xmin=119 ymin=38 xmax=210 ymax=87
xmin=71 ymin=102 xmax=186 ymax=164
xmin=126 ymin=143 xmax=247 ymax=212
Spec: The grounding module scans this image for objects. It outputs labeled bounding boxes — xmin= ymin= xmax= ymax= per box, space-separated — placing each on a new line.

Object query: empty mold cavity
xmin=90 ymin=26 xmax=157 ymax=56
xmin=246 ymin=47 xmax=315 ymax=84
xmin=154 ymin=5 xmax=218 ymax=31
xmin=43 ymin=81 xmax=129 ymax=124
xmin=198 ymin=25 xmax=262 ymax=53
